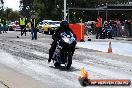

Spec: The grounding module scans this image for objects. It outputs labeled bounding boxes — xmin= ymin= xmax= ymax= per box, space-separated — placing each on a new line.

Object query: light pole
xmin=106 ymin=3 xmax=108 ymax=21
xmin=68 ymin=8 xmax=69 ymax=23
xmin=64 ymin=0 xmax=66 ymax=20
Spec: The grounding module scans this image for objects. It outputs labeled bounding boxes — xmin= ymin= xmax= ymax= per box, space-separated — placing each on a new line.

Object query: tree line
xmin=20 ymin=0 xmax=131 ymax=22
xmin=0 ymin=8 xmax=20 ymax=21
xmin=0 ymin=0 xmax=20 ymax=21
xmin=0 ymin=0 xmax=131 ymax=22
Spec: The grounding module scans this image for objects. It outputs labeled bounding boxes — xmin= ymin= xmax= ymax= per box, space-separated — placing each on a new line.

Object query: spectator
xmin=91 ymin=22 xmax=95 ymax=34
xmin=112 ymin=21 xmax=117 ymax=37
xmin=96 ymin=15 xmax=103 ymax=39
xmin=2 ymin=19 xmax=7 ymax=33
xmin=87 ymin=22 xmax=92 ymax=34
xmin=116 ymin=19 xmax=122 ymax=37
xmin=120 ymin=22 xmax=127 ymax=37
xmin=19 ymin=16 xmax=26 ymax=36
xmin=31 ymin=15 xmax=38 ymax=40
xmin=85 ymin=23 xmax=89 ymax=36
xmin=127 ymin=20 xmax=131 ymax=37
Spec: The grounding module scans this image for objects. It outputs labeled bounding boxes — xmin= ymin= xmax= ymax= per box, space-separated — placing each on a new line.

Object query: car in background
xmin=37 ymin=20 xmax=52 ymax=33
xmin=42 ymin=20 xmax=52 ymax=24
xmin=53 ymin=21 xmax=60 ymax=27
xmin=8 ymin=22 xmax=15 ymax=31
xmin=8 ymin=21 xmax=21 ymax=31
xmin=15 ymin=21 xmax=21 ymax=31
xmin=26 ymin=22 xmax=31 ymax=32
xmin=43 ymin=20 xmax=60 ymax=35
xmin=37 ymin=22 xmax=45 ymax=33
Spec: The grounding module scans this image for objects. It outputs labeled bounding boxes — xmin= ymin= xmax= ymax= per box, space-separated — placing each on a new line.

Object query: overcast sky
xmin=4 ymin=0 xmax=20 ymax=10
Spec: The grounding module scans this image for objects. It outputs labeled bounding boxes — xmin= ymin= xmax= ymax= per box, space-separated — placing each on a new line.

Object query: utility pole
xmin=64 ymin=0 xmax=66 ymax=20
xmin=106 ymin=3 xmax=108 ymax=21
xmin=68 ymin=8 xmax=69 ymax=23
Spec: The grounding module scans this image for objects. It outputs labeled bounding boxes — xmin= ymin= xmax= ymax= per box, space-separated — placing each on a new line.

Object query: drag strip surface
xmin=0 ymin=32 xmax=131 ymax=88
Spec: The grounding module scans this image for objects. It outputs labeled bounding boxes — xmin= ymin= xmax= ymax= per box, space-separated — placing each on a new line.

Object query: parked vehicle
xmin=43 ymin=21 xmax=60 ymax=35
xmin=8 ymin=21 xmax=21 ymax=31
xmin=8 ymin=22 xmax=15 ymax=31
xmin=26 ymin=22 xmax=31 ymax=32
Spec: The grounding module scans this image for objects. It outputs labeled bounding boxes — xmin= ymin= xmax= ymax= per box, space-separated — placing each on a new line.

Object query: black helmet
xmin=60 ymin=21 xmax=69 ymax=29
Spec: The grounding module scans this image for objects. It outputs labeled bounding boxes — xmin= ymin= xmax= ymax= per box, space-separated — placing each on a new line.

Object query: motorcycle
xmin=99 ymin=28 xmax=106 ymax=39
xmin=52 ymin=31 xmax=77 ymax=69
xmin=100 ymin=27 xmax=113 ymax=39
xmin=106 ymin=28 xmax=113 ymax=39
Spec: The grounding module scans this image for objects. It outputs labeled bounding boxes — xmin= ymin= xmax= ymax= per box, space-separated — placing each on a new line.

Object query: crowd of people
xmin=0 ymin=15 xmax=38 ymax=40
xmin=19 ymin=15 xmax=38 ymax=40
xmin=1 ymin=14 xmax=132 ymax=40
xmin=110 ymin=20 xmax=132 ymax=37
xmin=85 ymin=16 xmax=132 ymax=39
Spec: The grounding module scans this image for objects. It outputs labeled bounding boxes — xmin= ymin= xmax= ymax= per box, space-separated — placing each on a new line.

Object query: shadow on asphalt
xmin=49 ymin=65 xmax=80 ymax=72
xmin=76 ymin=47 xmax=101 ymax=52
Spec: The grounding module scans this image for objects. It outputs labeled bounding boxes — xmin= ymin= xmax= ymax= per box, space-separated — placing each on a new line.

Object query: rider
xmin=48 ymin=21 xmax=77 ymax=63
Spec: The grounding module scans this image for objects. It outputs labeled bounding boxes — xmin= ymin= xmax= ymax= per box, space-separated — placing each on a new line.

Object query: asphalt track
xmin=0 ymin=31 xmax=131 ymax=88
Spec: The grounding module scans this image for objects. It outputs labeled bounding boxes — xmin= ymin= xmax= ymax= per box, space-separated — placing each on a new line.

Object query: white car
xmin=42 ymin=20 xmax=52 ymax=24
xmin=50 ymin=21 xmax=60 ymax=27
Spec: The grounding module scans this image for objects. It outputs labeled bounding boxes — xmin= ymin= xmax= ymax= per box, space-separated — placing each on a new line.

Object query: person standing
xmin=126 ymin=20 xmax=131 ymax=37
xmin=87 ymin=22 xmax=92 ymax=34
xmin=3 ymin=19 xmax=7 ymax=33
xmin=85 ymin=23 xmax=89 ymax=36
xmin=19 ymin=16 xmax=26 ymax=36
xmin=112 ymin=21 xmax=117 ymax=37
xmin=91 ymin=22 xmax=95 ymax=34
xmin=23 ymin=16 xmax=27 ymax=36
xmin=31 ymin=15 xmax=38 ymax=40
xmin=116 ymin=19 xmax=122 ymax=37
xmin=96 ymin=15 xmax=103 ymax=39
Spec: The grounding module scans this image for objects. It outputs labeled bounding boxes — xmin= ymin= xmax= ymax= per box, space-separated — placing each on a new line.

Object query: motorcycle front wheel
xmin=54 ymin=62 xmax=60 ymax=67
xmin=64 ymin=51 xmax=72 ymax=69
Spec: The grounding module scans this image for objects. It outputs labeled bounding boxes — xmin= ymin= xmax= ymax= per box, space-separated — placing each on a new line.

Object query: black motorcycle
xmin=52 ymin=31 xmax=77 ymax=69
xmin=100 ymin=28 xmax=106 ymax=39
xmin=100 ymin=27 xmax=113 ymax=39
xmin=106 ymin=28 xmax=113 ymax=39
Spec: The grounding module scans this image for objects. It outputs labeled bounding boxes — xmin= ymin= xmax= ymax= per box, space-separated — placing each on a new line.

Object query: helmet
xmin=60 ymin=21 xmax=69 ymax=29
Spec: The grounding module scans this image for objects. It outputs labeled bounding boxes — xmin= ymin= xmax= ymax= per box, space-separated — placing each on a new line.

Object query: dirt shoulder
xmin=0 ymin=64 xmax=48 ymax=88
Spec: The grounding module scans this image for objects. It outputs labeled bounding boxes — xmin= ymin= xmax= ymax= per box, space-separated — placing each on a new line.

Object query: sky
xmin=4 ymin=0 xmax=20 ymax=10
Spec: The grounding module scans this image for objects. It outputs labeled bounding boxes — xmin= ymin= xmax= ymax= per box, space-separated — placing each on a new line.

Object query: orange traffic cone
xmin=84 ymin=71 xmax=88 ymax=78
xmin=81 ymin=67 xmax=88 ymax=78
xmin=108 ymin=42 xmax=112 ymax=53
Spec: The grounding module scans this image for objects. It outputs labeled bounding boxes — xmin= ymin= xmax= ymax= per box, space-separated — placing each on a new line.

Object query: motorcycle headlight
xmin=62 ymin=37 xmax=71 ymax=44
xmin=70 ymin=37 xmax=76 ymax=41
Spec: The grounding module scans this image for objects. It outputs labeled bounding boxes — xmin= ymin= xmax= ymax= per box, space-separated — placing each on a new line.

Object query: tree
xmin=19 ymin=0 xmax=130 ymax=21
xmin=19 ymin=0 xmax=34 ymax=18
xmin=0 ymin=8 xmax=20 ymax=21
xmin=0 ymin=0 xmax=4 ymax=10
xmin=8 ymin=10 xmax=20 ymax=21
